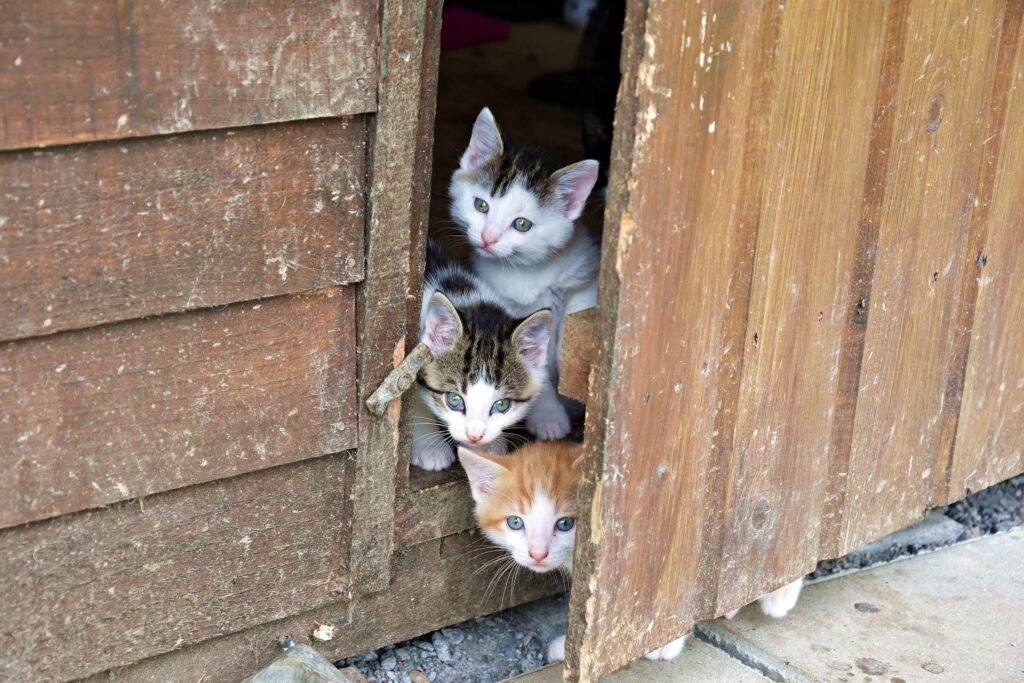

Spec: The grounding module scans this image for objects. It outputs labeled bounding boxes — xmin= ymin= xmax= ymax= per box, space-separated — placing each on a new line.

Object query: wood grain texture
xmin=0 ymin=288 xmax=357 ymax=529
xmin=0 ymin=0 xmax=377 ymax=150
xmin=395 ymin=477 xmax=474 ymax=547
xmin=838 ymin=0 xmax=1008 ymax=552
xmin=949 ymin=9 xmax=1024 ymax=500
xmin=0 ymin=118 xmax=366 ymax=341
xmin=568 ymin=1 xmax=1024 ymax=680
xmin=0 ymin=453 xmax=354 ymax=682
xmin=349 ymin=0 xmax=441 ymax=594
xmin=570 ymin=1 xmax=776 ymax=678
xmin=88 ymin=532 xmax=562 ymax=683
xmin=819 ymin=0 xmax=913 ymax=559
xmin=716 ymin=0 xmax=886 ymax=607
xmin=559 ymin=308 xmax=595 ymax=403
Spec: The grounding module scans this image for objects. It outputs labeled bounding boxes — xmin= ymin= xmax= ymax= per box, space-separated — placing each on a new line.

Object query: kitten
xmin=458 ymin=442 xmax=804 ymax=664
xmin=450 ymin=108 xmax=600 ymax=441
xmin=457 ymin=442 xmax=687 ymax=663
xmin=412 ymin=242 xmax=552 ymax=471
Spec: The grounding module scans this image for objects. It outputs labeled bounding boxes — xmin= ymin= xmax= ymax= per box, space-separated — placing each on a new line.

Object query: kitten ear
xmin=458 ymin=448 xmax=508 ymax=504
xmin=459 ymin=108 xmax=503 ymax=172
xmin=423 ymin=292 xmax=463 ymax=355
xmin=512 ymin=309 xmax=552 ymax=369
xmin=551 ymin=160 xmax=599 ymax=220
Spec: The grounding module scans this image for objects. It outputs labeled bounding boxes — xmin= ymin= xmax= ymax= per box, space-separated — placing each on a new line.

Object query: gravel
xmin=335 ymin=595 xmax=566 ymax=682
xmin=813 ymin=474 xmax=1023 ymax=578
xmin=338 ymin=475 xmax=1023 ymax=682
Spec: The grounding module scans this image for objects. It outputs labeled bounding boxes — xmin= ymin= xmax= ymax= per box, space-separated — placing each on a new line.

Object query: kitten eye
xmin=444 ymin=392 xmax=465 ymax=412
xmin=512 ymin=217 xmax=533 ymax=232
xmin=491 ymin=398 xmax=512 ymax=414
xmin=506 ymin=515 xmax=525 ymax=531
xmin=474 ymin=198 xmax=489 ymax=213
xmin=555 ymin=517 xmax=575 ymax=532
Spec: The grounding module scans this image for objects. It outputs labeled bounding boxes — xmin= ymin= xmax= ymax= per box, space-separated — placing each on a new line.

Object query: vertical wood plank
xmin=717 ymin=0 xmax=886 ymax=607
xmin=839 ymin=0 xmax=1007 ymax=552
xmin=819 ymin=0 xmax=913 ymax=558
xmin=349 ymin=0 xmax=441 ymax=594
xmin=948 ymin=9 xmax=1024 ymax=499
xmin=570 ymin=1 xmax=778 ymax=678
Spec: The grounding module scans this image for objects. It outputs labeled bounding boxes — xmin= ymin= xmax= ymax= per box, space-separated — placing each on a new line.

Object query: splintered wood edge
xmin=559 ymin=308 xmax=597 ymax=404
xmin=365 ymin=342 xmax=433 ymax=416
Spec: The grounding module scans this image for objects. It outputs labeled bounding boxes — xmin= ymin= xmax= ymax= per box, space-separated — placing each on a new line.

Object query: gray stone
xmin=440 ymin=627 xmax=465 ymax=644
xmin=380 ymin=656 xmax=397 ymax=672
xmin=241 ymin=644 xmax=356 ymax=683
xmin=430 ymin=631 xmax=452 ymax=662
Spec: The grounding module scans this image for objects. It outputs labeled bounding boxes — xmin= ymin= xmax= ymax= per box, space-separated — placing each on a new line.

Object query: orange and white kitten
xmin=457 ymin=442 xmax=687 ymax=663
xmin=458 ymin=441 xmax=804 ymax=665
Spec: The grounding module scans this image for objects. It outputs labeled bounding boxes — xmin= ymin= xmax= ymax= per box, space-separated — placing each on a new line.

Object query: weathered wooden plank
xmin=568 ymin=1 xmax=780 ymax=679
xmin=0 ymin=0 xmax=378 ymax=150
xmin=89 ymin=532 xmax=562 ymax=683
xmin=559 ymin=308 xmax=595 ymax=403
xmin=948 ymin=11 xmax=1024 ymax=500
xmin=395 ymin=477 xmax=474 ymax=547
xmin=839 ymin=0 xmax=1007 ymax=552
xmin=350 ymin=0 xmax=441 ymax=594
xmin=716 ymin=0 xmax=886 ymax=607
xmin=0 ymin=288 xmax=357 ymax=529
xmin=0 ymin=453 xmax=354 ymax=682
xmin=0 ymin=118 xmax=366 ymax=341
xmin=819 ymin=0 xmax=913 ymax=560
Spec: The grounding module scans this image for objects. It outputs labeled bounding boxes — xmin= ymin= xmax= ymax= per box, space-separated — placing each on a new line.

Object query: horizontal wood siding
xmin=0 ymin=288 xmax=357 ymax=529
xmin=0 ymin=118 xmax=366 ymax=341
xmin=84 ymin=532 xmax=561 ymax=683
xmin=0 ymin=453 xmax=354 ymax=682
xmin=0 ymin=0 xmax=378 ymax=150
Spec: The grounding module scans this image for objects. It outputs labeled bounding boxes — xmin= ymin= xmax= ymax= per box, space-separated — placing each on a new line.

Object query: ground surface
xmin=337 ymin=476 xmax=1023 ymax=682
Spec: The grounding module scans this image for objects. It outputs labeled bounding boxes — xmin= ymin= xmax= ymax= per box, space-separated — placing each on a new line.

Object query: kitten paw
xmin=527 ymin=403 xmax=571 ymax=440
xmin=411 ymin=442 xmax=456 ymax=471
xmin=643 ymin=634 xmax=688 ymax=661
xmin=547 ymin=635 xmax=566 ymax=663
xmin=758 ymin=578 xmax=803 ymax=618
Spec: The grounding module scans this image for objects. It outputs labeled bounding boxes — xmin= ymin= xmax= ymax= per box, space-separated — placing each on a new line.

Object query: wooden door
xmin=565 ymin=1 xmax=1024 ymax=679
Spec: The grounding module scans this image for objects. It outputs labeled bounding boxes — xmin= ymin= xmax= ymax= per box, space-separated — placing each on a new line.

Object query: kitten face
xmin=451 ymin=108 xmax=599 ymax=265
xmin=419 ymin=293 xmax=550 ymax=447
xmin=459 ymin=442 xmax=582 ymax=573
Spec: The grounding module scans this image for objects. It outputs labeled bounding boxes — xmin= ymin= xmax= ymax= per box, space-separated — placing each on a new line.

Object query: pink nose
xmin=529 ymin=548 xmax=549 ymax=563
xmin=481 ymin=236 xmax=496 ymax=250
xmin=467 ymin=433 xmax=482 ymax=444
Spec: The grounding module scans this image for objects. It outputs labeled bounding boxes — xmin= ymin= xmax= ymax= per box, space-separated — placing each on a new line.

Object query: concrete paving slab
xmin=699 ymin=528 xmax=1024 ymax=683
xmin=506 ymin=637 xmax=770 ymax=682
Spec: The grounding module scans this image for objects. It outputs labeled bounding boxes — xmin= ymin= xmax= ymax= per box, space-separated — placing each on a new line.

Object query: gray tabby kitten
xmin=412 ymin=242 xmax=552 ymax=471
xmin=450 ymin=108 xmax=600 ymax=441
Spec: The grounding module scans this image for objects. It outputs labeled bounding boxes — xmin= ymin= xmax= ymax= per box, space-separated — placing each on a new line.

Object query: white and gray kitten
xmin=411 ymin=242 xmax=552 ymax=471
xmin=450 ymin=108 xmax=600 ymax=440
